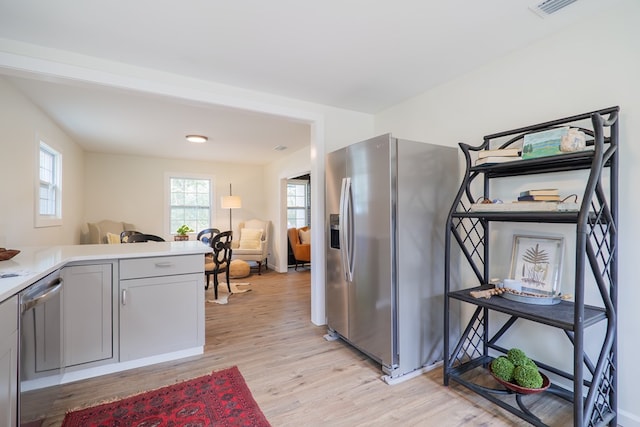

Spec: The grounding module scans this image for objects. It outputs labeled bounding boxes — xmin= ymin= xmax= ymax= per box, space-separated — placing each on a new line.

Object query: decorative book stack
xmin=475 ymin=147 xmax=521 ymax=166
xmin=469 ymin=188 xmax=579 ymax=212
xmin=517 ymin=188 xmax=560 ymax=202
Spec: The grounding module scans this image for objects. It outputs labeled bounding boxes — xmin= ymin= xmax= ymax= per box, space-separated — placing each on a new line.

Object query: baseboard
xmin=61 ymin=347 xmax=203 ymax=385
xmin=382 ymin=360 xmax=443 ymax=385
xmin=619 ymin=409 xmax=640 ymax=427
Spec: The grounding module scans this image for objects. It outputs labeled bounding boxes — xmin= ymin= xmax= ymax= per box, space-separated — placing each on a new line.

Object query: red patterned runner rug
xmin=62 ymin=366 xmax=271 ymax=427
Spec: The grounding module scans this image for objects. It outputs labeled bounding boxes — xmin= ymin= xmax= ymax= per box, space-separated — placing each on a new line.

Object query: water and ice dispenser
xmin=329 ymin=214 xmax=340 ymax=249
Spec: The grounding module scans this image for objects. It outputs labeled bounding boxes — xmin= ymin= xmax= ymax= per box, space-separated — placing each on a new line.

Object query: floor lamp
xmin=220 ymin=183 xmax=242 ymax=231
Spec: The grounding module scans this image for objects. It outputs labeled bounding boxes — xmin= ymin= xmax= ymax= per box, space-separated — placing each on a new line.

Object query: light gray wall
xmin=375 ymin=1 xmax=639 ymax=425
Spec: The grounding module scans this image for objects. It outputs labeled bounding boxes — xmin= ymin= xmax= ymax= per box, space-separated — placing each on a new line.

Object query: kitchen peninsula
xmin=0 ymin=240 xmax=211 ymax=418
xmin=0 ymin=241 xmax=209 ymax=300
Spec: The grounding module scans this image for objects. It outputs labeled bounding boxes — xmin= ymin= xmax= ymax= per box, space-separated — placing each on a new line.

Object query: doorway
xmin=286 ymin=174 xmax=311 ymax=268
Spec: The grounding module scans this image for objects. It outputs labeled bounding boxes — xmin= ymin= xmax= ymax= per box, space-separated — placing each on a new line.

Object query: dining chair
xmin=204 ymin=230 xmax=233 ymax=299
xmin=125 ymin=233 xmax=165 ymax=243
xmin=120 ymin=230 xmax=142 ymax=243
xmin=197 ymin=228 xmax=220 ymax=246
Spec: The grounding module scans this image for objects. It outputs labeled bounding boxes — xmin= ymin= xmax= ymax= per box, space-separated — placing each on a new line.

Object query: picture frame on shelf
xmin=521 ymin=127 xmax=568 ymax=159
xmin=509 ymin=235 xmax=564 ymax=296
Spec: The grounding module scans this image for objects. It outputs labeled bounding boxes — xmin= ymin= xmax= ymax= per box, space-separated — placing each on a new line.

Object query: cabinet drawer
xmin=0 ymin=296 xmax=17 ymax=338
xmin=120 ymin=255 xmax=203 ymax=280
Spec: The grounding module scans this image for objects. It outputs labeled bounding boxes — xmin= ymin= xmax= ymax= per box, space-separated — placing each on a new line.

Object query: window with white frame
xmin=35 ymin=140 xmax=62 ymax=227
xmin=287 ymin=179 xmax=310 ymax=228
xmin=168 ymin=176 xmax=213 ymax=235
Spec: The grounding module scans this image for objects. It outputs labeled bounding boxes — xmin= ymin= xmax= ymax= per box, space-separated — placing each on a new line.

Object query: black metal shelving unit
xmin=443 ymin=107 xmax=619 ymax=427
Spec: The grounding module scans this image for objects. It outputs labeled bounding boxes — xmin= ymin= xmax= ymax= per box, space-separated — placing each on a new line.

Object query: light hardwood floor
xmin=41 ymin=268 xmax=572 ymax=426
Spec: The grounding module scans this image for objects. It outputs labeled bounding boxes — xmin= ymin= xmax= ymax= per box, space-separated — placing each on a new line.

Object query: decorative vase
xmin=174 ymin=235 xmax=189 ymax=241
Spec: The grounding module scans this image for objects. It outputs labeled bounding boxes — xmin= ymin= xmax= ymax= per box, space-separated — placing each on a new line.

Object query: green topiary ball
xmin=507 ymin=348 xmax=532 ymax=367
xmin=524 ymin=358 xmax=538 ymax=370
xmin=513 ymin=364 xmax=543 ymax=389
xmin=491 ymin=356 xmax=515 ymax=382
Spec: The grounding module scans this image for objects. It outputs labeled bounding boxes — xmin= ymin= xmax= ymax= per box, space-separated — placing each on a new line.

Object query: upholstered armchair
xmin=288 ymin=226 xmax=310 ymax=270
xmin=82 ymin=220 xmax=137 ymax=244
xmin=231 ymin=219 xmax=270 ymax=274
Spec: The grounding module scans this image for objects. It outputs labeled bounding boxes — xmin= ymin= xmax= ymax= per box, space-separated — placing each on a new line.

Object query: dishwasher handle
xmin=21 ymin=277 xmax=62 ymax=314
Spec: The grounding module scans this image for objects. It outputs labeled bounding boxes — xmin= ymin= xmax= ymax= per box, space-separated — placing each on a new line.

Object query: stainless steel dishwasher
xmin=19 ymin=270 xmax=63 ymax=426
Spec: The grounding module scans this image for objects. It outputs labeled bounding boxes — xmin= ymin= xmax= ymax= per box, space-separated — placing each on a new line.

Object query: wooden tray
xmin=500 ymin=291 xmax=562 ymax=306
xmin=489 ymin=362 xmax=550 ymax=395
xmin=0 ymin=248 xmax=20 ymax=261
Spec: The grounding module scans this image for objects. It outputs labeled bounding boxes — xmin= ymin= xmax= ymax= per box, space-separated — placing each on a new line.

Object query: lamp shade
xmin=221 ymin=195 xmax=242 ymax=209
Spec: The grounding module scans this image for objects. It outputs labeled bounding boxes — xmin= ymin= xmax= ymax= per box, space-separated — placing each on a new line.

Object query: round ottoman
xmin=229 ymin=259 xmax=251 ymax=279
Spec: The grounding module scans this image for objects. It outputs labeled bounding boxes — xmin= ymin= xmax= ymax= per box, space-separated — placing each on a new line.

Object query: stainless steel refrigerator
xmin=325 ymin=133 xmax=458 ymax=382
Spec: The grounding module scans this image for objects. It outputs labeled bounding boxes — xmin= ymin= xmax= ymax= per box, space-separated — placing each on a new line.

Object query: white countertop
xmin=0 ymin=241 xmax=212 ymax=302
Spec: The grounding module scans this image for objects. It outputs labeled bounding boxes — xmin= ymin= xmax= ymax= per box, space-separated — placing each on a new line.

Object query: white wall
xmin=0 ymin=76 xmax=85 ymax=247
xmin=0 ymin=44 xmax=375 ymax=325
xmin=375 ymin=1 xmax=639 ymax=425
xmin=264 ymin=109 xmax=376 ymax=273
xmin=264 ymin=145 xmax=311 ymax=273
xmin=84 ymin=152 xmax=266 ymax=240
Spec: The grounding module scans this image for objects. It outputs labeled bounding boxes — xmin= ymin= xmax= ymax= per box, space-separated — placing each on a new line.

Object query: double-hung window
xmin=168 ymin=175 xmax=213 ymax=235
xmin=287 ymin=180 xmax=310 ymax=228
xmin=36 ymin=140 xmax=62 ymax=227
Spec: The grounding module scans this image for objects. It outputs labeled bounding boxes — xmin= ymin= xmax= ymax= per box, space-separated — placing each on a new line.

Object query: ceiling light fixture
xmin=186 ymin=135 xmax=208 ymax=143
xmin=274 ymin=145 xmax=288 ymax=151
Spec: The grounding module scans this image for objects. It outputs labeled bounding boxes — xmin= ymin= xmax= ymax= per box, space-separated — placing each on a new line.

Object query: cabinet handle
xmin=121 ymin=289 xmax=127 ymax=306
xmin=154 ymin=262 xmax=174 ymax=268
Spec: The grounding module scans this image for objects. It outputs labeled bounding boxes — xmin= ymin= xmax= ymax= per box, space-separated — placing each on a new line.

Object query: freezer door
xmin=325 ymin=147 xmax=349 ymax=338
xmin=347 ymin=135 xmax=396 ymax=367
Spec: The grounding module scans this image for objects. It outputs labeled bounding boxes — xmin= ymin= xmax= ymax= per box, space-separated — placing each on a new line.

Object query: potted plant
xmin=174 ymin=224 xmax=194 ymax=241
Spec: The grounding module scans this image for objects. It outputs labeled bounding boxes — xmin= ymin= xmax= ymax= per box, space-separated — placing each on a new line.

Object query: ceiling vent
xmin=529 ymin=0 xmax=578 ymax=17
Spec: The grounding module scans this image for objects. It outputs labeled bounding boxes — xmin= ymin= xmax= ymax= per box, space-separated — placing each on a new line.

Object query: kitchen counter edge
xmin=0 ymin=241 xmax=212 ymax=302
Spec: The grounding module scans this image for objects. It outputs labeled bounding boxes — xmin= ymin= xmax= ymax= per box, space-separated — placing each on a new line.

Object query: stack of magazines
xmin=474 ymin=147 xmax=521 ymax=166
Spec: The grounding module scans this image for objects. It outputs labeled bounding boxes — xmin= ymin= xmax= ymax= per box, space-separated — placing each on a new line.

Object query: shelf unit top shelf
xmin=469 ymin=149 xmax=611 ymax=178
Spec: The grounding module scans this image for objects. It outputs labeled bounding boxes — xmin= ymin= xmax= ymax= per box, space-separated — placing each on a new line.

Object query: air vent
xmin=529 ymin=0 xmax=578 ymax=17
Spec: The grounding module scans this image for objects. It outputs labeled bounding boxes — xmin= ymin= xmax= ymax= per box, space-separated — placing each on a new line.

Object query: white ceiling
xmin=4 ymin=75 xmax=312 ymax=164
xmin=0 ymin=0 xmax=621 ymax=164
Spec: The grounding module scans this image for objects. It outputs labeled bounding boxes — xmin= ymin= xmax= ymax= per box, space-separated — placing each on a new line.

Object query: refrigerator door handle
xmin=339 ymin=178 xmax=348 ymax=281
xmin=340 ymin=177 xmax=355 ymax=282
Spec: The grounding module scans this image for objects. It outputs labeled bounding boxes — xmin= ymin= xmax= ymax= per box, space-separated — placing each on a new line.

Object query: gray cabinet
xmin=119 ymin=255 xmax=204 ymax=362
xmin=0 ymin=295 xmax=18 ymax=426
xmin=61 ymin=263 xmax=115 ymax=368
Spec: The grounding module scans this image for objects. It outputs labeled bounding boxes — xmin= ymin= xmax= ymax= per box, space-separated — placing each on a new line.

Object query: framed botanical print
xmin=509 ymin=235 xmax=564 ymax=296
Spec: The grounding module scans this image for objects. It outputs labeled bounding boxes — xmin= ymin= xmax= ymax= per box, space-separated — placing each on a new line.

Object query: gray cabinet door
xmin=0 ymin=296 xmax=18 ymax=427
xmin=119 ymin=272 xmax=204 ymax=361
xmin=62 ymin=264 xmax=114 ymax=367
